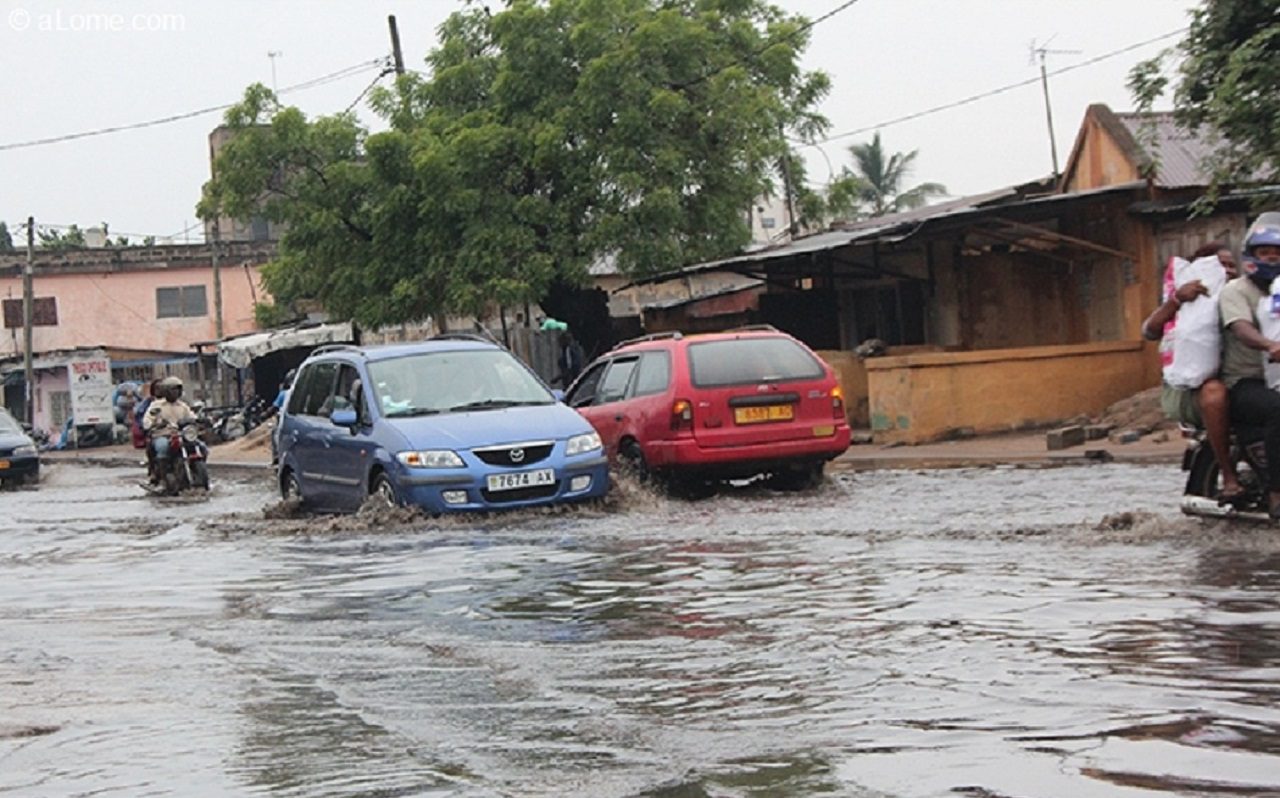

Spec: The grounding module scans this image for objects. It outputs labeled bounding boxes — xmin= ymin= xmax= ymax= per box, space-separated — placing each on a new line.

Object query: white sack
xmin=1260 ymin=276 xmax=1280 ymax=389
xmin=1165 ymin=255 xmax=1227 ymax=389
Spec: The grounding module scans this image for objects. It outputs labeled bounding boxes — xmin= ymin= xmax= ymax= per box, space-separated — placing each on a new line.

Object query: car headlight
xmin=565 ymin=431 xmax=602 ymax=456
xmin=13 ymin=444 xmax=36 ymax=457
xmin=396 ymin=450 xmax=464 ymax=468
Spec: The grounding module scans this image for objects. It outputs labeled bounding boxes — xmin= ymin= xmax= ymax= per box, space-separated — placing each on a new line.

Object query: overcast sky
xmin=0 ymin=0 xmax=1196 ymax=244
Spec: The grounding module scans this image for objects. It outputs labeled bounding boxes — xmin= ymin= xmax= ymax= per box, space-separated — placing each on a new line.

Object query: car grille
xmin=472 ymin=442 xmax=553 ymax=467
xmin=0 ymin=447 xmax=12 ymax=458
xmin=481 ymin=483 xmax=560 ymax=503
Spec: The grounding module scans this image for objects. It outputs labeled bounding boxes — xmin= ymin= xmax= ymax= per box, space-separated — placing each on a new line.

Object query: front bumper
xmin=0 ymin=455 xmax=40 ymax=481
xmin=395 ymin=456 xmax=609 ymax=513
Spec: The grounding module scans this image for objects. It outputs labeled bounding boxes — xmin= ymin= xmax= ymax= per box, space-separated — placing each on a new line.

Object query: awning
xmin=217 ymin=322 xmax=355 ymax=369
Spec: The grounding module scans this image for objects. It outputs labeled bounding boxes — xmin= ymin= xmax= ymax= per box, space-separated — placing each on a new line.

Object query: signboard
xmin=68 ymin=356 xmax=114 ymax=425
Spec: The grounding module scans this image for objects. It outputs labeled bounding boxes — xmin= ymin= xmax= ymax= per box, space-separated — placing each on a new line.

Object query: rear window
xmin=688 ymin=337 xmax=824 ymax=387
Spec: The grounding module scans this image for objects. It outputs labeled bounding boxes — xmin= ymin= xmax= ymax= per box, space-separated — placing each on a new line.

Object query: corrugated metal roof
xmin=1115 ymin=112 xmax=1214 ymax=188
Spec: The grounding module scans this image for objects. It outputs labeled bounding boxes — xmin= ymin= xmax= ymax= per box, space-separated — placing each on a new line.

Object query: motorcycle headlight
xmin=396 ymin=450 xmax=464 ymax=469
xmin=565 ymin=431 xmax=602 ymax=456
xmin=182 ymin=427 xmax=200 ymax=443
xmin=13 ymin=444 xmax=36 ymax=457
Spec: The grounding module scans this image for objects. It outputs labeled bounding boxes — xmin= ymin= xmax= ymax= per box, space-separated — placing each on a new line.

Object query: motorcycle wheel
xmin=190 ymin=461 xmax=210 ymax=490
xmin=162 ymin=468 xmax=180 ymax=496
xmin=1186 ymin=446 xmax=1262 ymax=510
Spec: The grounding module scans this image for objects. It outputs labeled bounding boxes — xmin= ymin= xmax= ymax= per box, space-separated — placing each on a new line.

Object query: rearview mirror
xmin=330 ymin=408 xmax=359 ymax=428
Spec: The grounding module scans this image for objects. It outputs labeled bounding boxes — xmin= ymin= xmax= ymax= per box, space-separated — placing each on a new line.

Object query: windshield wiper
xmin=385 ymin=407 xmax=441 ymax=417
xmin=448 ymin=399 xmax=547 ymax=412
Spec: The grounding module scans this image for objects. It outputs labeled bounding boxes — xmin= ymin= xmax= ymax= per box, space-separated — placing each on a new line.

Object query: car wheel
xmin=767 ymin=462 xmax=825 ymax=491
xmin=281 ymin=468 xmax=305 ymax=504
xmin=370 ymin=472 xmax=399 ymax=507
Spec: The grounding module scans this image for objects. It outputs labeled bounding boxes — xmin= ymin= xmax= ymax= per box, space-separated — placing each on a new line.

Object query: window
xmin=632 ymin=351 xmax=671 ymax=396
xmin=2 ymin=297 xmax=58 ymax=328
xmin=566 ymin=361 xmax=608 ymax=408
xmin=688 ymin=337 xmax=823 ymax=387
xmin=156 ymin=285 xmax=208 ymax=319
xmin=597 ymin=357 xmax=639 ymax=404
xmin=290 ymin=362 xmax=338 ymax=417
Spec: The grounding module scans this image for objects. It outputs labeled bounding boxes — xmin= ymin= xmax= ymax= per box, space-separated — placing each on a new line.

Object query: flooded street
xmin=2 ymin=462 xmax=1279 ymax=797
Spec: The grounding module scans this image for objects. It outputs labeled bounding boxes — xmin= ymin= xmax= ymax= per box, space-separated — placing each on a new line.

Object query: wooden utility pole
xmin=210 ymin=221 xmax=225 ymax=405
xmin=22 ymin=217 xmax=34 ymax=426
xmin=388 ymin=15 xmax=405 ymax=76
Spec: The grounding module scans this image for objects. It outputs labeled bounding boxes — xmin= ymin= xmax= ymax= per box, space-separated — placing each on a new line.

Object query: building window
xmin=2 ymin=297 xmax=58 ymax=328
xmin=156 ymin=286 xmax=208 ymax=319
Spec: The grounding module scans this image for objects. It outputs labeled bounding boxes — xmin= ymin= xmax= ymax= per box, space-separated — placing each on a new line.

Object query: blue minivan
xmin=277 ymin=336 xmax=609 ymax=513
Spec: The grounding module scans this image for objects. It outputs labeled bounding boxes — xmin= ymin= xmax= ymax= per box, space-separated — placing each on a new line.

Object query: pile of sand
xmin=1092 ymin=386 xmax=1172 ymax=434
xmin=219 ymin=422 xmax=272 ymax=454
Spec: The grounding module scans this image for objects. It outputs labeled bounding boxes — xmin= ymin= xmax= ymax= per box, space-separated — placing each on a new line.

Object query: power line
xmin=807 ymin=27 xmax=1188 ymax=147
xmin=344 ymin=65 xmax=396 ymax=115
xmin=0 ymin=58 xmax=389 ymax=154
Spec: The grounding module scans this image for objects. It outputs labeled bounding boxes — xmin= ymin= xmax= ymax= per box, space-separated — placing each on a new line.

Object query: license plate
xmin=734 ymin=405 xmax=794 ymax=425
xmin=0 ymin=459 xmax=8 ymax=470
xmin=486 ymin=468 xmax=555 ymax=492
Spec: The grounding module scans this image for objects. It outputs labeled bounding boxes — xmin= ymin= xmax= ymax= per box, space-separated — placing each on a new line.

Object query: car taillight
xmin=830 ymin=385 xmax=845 ymax=419
xmin=671 ymin=399 xmax=693 ymax=431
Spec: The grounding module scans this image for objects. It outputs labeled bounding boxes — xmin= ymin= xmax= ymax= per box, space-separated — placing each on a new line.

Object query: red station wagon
xmin=564 ymin=327 xmax=851 ymax=490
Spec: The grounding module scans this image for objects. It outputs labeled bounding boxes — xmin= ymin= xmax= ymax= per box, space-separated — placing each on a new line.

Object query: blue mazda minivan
xmin=277 ymin=336 xmax=609 ymax=513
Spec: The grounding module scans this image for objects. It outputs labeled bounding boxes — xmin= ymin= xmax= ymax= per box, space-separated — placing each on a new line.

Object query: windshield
xmin=367 ymin=349 xmax=553 ymax=416
xmin=0 ymin=412 xmax=22 ymax=435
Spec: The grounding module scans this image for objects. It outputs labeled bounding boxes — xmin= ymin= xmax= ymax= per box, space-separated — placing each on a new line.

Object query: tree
xmin=824 ymin=132 xmax=946 ymax=220
xmin=199 ymin=0 xmax=830 ymax=328
xmin=37 ymin=225 xmax=86 ymax=250
xmin=0 ymin=222 xmax=13 ymax=253
xmin=1129 ymin=0 xmax=1280 ymax=200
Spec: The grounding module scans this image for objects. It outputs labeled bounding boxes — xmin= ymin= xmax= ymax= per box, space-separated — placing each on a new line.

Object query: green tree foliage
xmin=199 ymin=0 xmax=830 ymax=327
xmin=1129 ymin=0 xmax=1280 ymax=198
xmin=0 ymin=222 xmax=14 ymax=253
xmin=824 ymin=132 xmax=947 ymax=220
xmin=37 ymin=225 xmax=86 ymax=250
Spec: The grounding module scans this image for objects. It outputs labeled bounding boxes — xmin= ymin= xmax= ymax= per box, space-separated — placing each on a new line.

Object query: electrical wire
xmin=0 ymin=58 xmax=389 ymax=153
xmin=807 ymin=27 xmax=1188 ymax=146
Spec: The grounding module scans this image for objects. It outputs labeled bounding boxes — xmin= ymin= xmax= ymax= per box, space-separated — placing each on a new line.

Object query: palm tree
xmin=826 ymin=132 xmax=947 ymax=220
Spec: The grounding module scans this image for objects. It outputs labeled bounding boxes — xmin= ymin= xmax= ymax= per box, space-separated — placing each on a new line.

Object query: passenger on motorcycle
xmin=1218 ymin=212 xmax=1280 ymax=518
xmin=142 ymin=376 xmax=197 ymax=474
xmin=1142 ymin=242 xmax=1241 ymax=502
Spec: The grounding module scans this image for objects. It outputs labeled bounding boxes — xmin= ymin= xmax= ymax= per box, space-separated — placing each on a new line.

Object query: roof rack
xmin=726 ymin=324 xmax=779 ymax=333
xmin=613 ymin=330 xmax=683 ymax=349
xmin=427 ymin=332 xmax=500 ymax=345
xmin=309 ymin=343 xmax=362 ymax=356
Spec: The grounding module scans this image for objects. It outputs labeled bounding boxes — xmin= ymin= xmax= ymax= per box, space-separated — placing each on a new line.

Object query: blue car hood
xmin=384 ymin=403 xmax=591 ymax=450
xmin=0 ymin=431 xmax=34 ymax=450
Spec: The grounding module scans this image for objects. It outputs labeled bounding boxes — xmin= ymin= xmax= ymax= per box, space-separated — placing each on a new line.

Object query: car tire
xmin=370 ymin=472 xmax=399 ymax=507
xmin=767 ymin=462 xmax=825 ymax=491
xmin=281 ymin=468 xmax=305 ymax=505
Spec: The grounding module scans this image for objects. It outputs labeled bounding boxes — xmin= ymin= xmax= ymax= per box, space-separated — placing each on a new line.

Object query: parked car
xmin=277 ymin=336 xmax=609 ymax=513
xmin=0 ymin=409 xmax=40 ymax=486
xmin=564 ymin=326 xmax=851 ymax=490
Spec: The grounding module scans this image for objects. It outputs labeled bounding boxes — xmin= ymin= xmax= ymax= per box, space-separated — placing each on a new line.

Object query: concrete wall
xmin=0 ymin=261 xmax=266 ymax=358
xmin=865 ymin=340 xmax=1148 ymax=444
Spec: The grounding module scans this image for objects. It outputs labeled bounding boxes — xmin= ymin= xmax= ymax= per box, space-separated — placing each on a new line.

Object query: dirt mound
xmin=1093 ymin=386 xmax=1172 ymax=434
xmin=218 ymin=423 xmax=272 ymax=454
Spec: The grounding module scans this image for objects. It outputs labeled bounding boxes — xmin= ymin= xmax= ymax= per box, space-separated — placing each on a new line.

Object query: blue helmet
xmin=1243 ymin=211 xmax=1280 ymax=286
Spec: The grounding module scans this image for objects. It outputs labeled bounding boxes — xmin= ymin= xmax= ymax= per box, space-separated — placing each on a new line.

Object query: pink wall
xmin=0 ymin=263 xmax=267 ymax=358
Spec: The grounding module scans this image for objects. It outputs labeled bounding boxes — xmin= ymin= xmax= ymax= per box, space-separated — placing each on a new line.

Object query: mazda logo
xmin=509 ymin=448 xmax=525 ymax=463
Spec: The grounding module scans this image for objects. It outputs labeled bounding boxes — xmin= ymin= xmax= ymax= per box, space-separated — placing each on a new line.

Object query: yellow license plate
xmin=0 ymin=459 xmax=9 ymax=469
xmin=734 ymin=405 xmax=794 ymax=425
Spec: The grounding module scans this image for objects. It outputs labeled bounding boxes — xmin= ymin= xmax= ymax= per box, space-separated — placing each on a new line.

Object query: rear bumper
xmin=648 ymin=427 xmax=851 ymax=477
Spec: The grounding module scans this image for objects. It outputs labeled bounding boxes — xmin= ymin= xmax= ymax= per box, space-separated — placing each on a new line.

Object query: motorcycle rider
xmin=1218 ymin=211 xmax=1280 ymax=518
xmin=142 ymin=375 xmax=197 ymax=481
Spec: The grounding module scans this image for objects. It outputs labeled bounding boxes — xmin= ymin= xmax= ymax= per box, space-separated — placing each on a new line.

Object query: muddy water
xmin=2 ymin=462 xmax=1279 ymax=797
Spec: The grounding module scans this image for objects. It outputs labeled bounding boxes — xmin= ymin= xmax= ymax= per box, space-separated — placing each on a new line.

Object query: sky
xmin=0 ymin=0 xmax=1198 ymax=245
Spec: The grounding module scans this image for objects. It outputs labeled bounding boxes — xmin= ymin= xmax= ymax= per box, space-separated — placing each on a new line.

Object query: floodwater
xmin=2 ymin=462 xmax=1279 ymax=797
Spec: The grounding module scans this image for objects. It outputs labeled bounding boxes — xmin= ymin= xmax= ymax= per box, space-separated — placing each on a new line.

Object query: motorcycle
xmin=1181 ymin=424 xmax=1271 ymax=521
xmin=146 ymin=421 xmax=211 ymax=496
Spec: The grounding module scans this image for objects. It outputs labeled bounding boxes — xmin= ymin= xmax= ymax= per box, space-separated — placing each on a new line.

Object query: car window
xmin=566 ymin=361 xmax=607 ymax=408
xmin=597 ymin=357 xmax=639 ymax=404
xmin=688 ymin=337 xmax=824 ymax=387
xmin=335 ymin=364 xmax=367 ymax=420
xmin=293 ymin=362 xmax=339 ymax=417
xmin=631 ymin=351 xmax=671 ymax=397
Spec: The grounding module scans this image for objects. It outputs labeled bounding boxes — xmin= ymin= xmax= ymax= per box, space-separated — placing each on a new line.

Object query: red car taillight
xmin=671 ymin=399 xmax=693 ymax=432
xmin=830 ymin=385 xmax=845 ymax=420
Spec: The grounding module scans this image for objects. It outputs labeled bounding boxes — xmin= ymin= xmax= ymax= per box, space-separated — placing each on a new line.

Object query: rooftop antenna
xmin=267 ymin=50 xmax=283 ymax=96
xmin=1030 ymin=37 xmax=1081 ymax=180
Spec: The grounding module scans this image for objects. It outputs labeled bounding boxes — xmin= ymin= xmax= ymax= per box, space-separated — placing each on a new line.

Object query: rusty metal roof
xmin=1114 ymin=111 xmax=1215 ymax=188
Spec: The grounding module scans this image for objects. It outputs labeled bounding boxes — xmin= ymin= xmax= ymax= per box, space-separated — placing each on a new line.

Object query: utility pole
xmin=267 ymin=50 xmax=283 ymax=95
xmin=1031 ymin=39 xmax=1080 ymax=181
xmin=778 ymin=128 xmax=799 ymax=239
xmin=22 ymin=217 xmax=34 ymax=426
xmin=388 ymin=16 xmax=405 ymax=76
xmin=211 ymin=219 xmax=224 ymax=341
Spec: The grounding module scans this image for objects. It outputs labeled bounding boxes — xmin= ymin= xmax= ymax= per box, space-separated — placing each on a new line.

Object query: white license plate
xmin=486 ymin=468 xmax=555 ymax=492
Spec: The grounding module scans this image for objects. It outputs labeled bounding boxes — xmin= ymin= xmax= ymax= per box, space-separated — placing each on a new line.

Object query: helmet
xmin=1242 ymin=211 xmax=1280 ymax=288
xmin=158 ymin=376 xmax=184 ymax=401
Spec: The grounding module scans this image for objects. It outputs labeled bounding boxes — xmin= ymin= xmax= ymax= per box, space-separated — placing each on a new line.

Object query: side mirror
xmin=330 ymin=408 xmax=359 ymax=428
xmin=552 ymin=389 xmax=566 ymax=403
